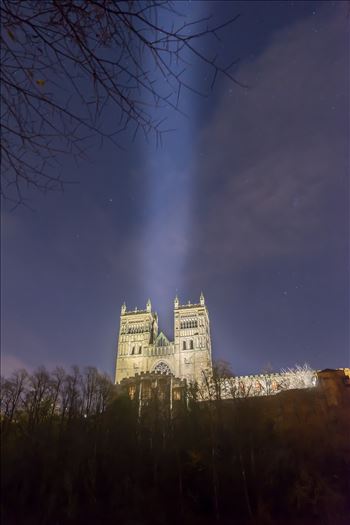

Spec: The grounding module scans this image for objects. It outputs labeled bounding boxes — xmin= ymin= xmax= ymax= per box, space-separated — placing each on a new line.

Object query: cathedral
xmin=115 ymin=294 xmax=213 ymax=384
xmin=115 ymin=295 xmax=320 ymax=401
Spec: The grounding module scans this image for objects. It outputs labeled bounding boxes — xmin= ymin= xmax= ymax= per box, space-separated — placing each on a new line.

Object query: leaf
xmin=36 ymin=79 xmax=46 ymax=87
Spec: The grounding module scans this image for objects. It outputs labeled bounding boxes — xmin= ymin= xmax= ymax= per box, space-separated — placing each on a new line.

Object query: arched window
xmin=153 ymin=362 xmax=171 ymax=375
xmin=139 ymin=346 xmax=142 ymax=354
xmin=183 ymin=340 xmax=186 ymax=350
xmin=131 ymin=347 xmax=135 ymax=355
xmin=190 ymin=340 xmax=194 ymax=350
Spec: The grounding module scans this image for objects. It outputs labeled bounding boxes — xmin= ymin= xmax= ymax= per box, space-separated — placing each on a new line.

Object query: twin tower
xmin=115 ymin=294 xmax=213 ymax=384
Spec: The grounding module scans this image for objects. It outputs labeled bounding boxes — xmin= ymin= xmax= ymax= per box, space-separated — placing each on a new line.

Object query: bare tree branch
xmin=1 ymin=0 xmax=241 ymax=205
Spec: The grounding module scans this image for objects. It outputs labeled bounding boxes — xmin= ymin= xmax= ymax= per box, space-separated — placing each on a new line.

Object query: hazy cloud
xmin=191 ymin=6 xmax=348 ymax=276
xmin=1 ymin=354 xmax=32 ymax=376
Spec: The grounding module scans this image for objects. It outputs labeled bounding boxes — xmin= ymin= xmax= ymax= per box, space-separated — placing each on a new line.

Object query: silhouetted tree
xmin=0 ymin=368 xmax=27 ymax=425
xmin=1 ymin=366 xmax=349 ymax=525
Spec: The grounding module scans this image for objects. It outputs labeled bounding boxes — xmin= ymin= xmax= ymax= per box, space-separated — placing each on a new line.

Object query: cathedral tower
xmin=115 ymin=295 xmax=212 ymax=384
xmin=115 ymin=301 xmax=158 ymax=383
xmin=174 ymin=293 xmax=212 ymax=382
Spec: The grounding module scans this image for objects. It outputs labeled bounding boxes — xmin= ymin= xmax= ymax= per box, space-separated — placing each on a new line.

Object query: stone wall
xmin=196 ymin=365 xmax=318 ymax=400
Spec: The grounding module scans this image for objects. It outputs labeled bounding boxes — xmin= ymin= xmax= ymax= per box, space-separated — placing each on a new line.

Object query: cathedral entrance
xmin=152 ymin=361 xmax=172 ymax=375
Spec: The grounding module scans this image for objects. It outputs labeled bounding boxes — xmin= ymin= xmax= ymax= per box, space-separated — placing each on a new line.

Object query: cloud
xmin=191 ymin=6 xmax=348 ymax=277
xmin=1 ymin=354 xmax=31 ymax=376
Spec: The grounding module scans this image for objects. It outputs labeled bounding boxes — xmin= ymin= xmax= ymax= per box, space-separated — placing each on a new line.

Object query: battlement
xmin=176 ymin=302 xmax=203 ymax=309
xmin=121 ymin=309 xmax=152 ymax=316
xmin=198 ymin=365 xmax=318 ymax=400
xmin=121 ymin=298 xmax=153 ymax=315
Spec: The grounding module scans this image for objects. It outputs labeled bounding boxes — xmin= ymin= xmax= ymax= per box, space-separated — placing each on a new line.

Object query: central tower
xmin=115 ymin=294 xmax=212 ymax=384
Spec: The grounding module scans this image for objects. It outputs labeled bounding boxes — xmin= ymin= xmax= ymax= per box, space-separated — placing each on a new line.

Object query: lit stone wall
xmin=196 ymin=365 xmax=318 ymax=400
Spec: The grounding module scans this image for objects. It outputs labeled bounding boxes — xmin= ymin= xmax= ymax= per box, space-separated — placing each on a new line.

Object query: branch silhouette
xmin=1 ymin=0 xmax=241 ymax=206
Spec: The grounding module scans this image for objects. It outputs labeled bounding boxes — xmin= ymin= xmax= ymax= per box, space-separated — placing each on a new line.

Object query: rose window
xmin=153 ymin=362 xmax=171 ymax=375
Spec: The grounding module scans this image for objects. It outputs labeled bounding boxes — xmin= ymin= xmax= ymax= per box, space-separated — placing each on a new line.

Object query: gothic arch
xmin=152 ymin=361 xmax=172 ymax=375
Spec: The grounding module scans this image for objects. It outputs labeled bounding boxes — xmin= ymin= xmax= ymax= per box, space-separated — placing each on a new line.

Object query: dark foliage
xmin=1 ymin=367 xmax=350 ymax=525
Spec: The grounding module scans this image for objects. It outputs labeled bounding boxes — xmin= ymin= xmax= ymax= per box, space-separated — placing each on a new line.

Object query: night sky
xmin=1 ymin=1 xmax=349 ymax=378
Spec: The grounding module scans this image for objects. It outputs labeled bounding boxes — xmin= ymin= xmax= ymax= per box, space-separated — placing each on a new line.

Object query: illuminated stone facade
xmin=117 ymin=373 xmax=188 ymax=417
xmin=199 ymin=365 xmax=318 ymax=401
xmin=115 ymin=294 xmax=212 ymax=384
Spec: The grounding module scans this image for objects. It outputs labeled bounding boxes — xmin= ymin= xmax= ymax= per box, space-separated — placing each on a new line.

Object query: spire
xmin=200 ymin=292 xmax=205 ymax=306
xmin=174 ymin=295 xmax=179 ymax=309
xmin=121 ymin=302 xmax=126 ymax=314
xmin=146 ymin=298 xmax=152 ymax=312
